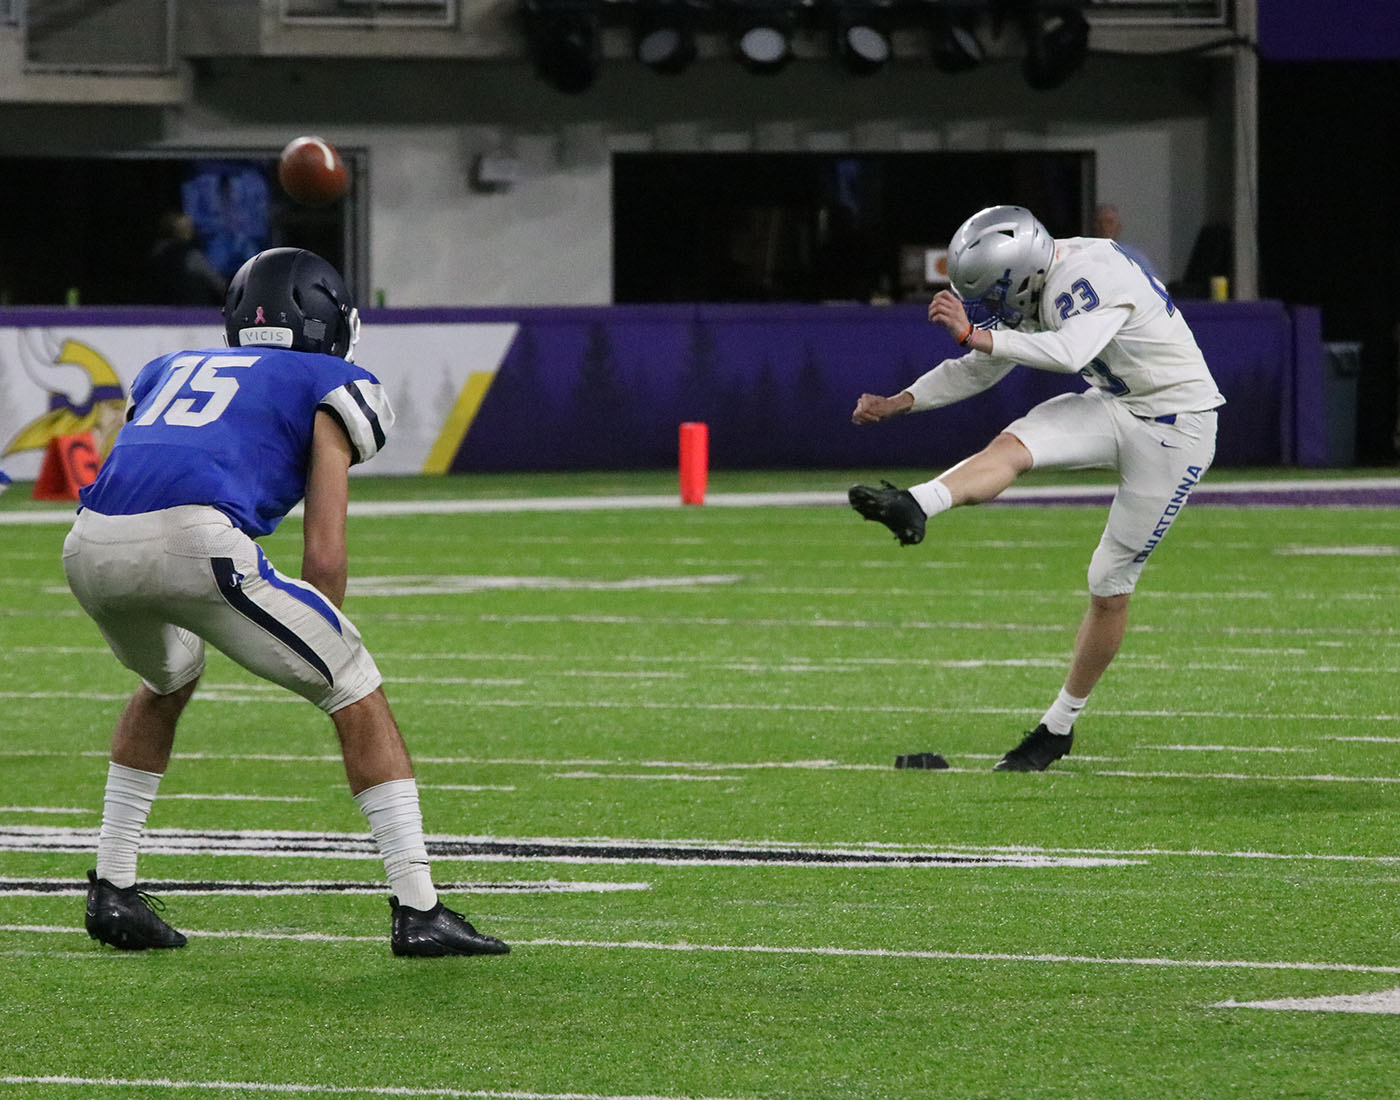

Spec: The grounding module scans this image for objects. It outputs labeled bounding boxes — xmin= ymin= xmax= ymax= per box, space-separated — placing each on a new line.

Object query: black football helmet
xmin=223 ymin=247 xmax=360 ymax=360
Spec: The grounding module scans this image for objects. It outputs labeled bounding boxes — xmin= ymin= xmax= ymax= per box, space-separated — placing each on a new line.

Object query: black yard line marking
xmin=0 ymin=877 xmax=648 ymax=897
xmin=0 ymin=826 xmax=1136 ymax=869
xmin=4 ymin=825 xmax=1396 ymax=865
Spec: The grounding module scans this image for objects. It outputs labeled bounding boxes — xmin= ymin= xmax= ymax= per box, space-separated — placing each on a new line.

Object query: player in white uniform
xmin=849 ymin=205 xmax=1223 ymax=771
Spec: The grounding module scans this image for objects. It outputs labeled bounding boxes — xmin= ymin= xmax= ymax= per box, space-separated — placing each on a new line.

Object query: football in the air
xmin=277 ymin=136 xmax=348 ymax=207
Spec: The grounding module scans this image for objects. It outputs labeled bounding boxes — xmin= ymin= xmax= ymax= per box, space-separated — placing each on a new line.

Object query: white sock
xmin=1040 ymin=688 xmax=1087 ymax=736
xmin=354 ymin=778 xmax=437 ymax=912
xmin=908 ymin=478 xmax=953 ymax=518
xmin=95 ymin=762 xmax=163 ymax=889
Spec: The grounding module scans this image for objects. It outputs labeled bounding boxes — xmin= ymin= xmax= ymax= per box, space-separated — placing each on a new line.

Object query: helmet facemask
xmin=303 ymin=276 xmax=360 ymax=361
xmin=343 ymin=306 xmax=361 ymax=362
xmin=960 ymin=269 xmax=1042 ymax=330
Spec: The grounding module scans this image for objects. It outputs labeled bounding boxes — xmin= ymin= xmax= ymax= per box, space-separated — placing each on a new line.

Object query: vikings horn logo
xmin=3 ymin=331 xmax=128 ymax=460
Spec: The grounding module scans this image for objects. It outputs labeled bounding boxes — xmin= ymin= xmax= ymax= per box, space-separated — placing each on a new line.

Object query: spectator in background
xmin=146 ymin=210 xmax=228 ymax=305
xmin=1092 ymin=203 xmax=1160 ymax=281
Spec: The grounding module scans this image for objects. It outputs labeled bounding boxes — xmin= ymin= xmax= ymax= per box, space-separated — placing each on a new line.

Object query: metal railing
xmin=279 ymin=0 xmax=456 ymax=29
xmin=16 ymin=0 xmax=174 ymax=71
xmin=1088 ymin=0 xmax=1231 ymax=28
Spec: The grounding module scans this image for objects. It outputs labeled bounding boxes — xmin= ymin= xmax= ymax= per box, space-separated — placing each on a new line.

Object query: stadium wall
xmin=0 ymin=52 xmax=1227 ymax=310
xmin=0 ymin=301 xmax=1326 ymax=482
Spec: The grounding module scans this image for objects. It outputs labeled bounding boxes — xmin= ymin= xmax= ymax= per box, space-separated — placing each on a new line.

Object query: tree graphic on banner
xmin=743 ymin=354 xmax=784 ymax=467
xmin=453 ymin=323 xmax=560 ymax=471
xmin=624 ymin=351 xmax=670 ymax=466
xmin=793 ymin=342 xmax=829 ymax=466
xmin=569 ymin=322 xmax=631 ymax=467
xmin=890 ymin=352 xmax=920 ymax=399
xmin=499 ymin=325 xmax=560 ymax=468
xmin=679 ymin=318 xmax=723 ymax=429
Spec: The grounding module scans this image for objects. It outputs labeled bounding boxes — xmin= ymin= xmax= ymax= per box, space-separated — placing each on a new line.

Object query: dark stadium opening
xmin=611 ymin=149 xmax=1092 ymax=305
xmin=0 ymin=152 xmax=363 ymax=307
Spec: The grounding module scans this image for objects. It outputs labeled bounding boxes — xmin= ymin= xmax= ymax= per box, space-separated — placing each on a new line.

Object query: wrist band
xmin=957 ymin=324 xmax=974 ymax=347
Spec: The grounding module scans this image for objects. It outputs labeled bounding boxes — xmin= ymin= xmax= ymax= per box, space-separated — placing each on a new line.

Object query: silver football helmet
xmin=947 ymin=205 xmax=1056 ymax=329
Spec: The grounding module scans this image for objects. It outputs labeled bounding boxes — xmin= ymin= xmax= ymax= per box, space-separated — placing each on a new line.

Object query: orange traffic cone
xmin=32 ymin=433 xmax=101 ymax=501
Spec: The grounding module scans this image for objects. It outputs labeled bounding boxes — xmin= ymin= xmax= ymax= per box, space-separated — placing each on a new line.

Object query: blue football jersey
xmin=81 ymin=347 xmax=394 ymax=536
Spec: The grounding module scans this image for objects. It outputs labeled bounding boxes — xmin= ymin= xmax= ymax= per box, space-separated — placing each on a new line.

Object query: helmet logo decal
xmin=224 ymin=248 xmax=357 ymax=360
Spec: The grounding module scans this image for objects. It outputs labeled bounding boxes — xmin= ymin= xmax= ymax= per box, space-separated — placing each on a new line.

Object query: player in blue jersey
xmin=64 ymin=248 xmax=509 ymax=957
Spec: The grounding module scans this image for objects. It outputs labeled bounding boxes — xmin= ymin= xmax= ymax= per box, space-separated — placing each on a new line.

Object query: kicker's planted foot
xmin=84 ymin=869 xmax=187 ymax=950
xmin=994 ymin=724 xmax=1073 ymax=772
xmin=390 ymin=897 xmax=510 ymax=957
xmin=848 ymin=480 xmax=927 ymax=546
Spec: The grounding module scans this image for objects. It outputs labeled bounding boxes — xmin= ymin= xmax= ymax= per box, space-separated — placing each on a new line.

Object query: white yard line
xmin=723 ymin=586 xmax=1399 ymax=604
xmin=462 ymin=613 xmax=1399 ymax=641
xmin=0 ymin=877 xmax=648 ymax=897
xmin=1216 ymin=989 xmax=1400 ymax=1014
xmin=2 ymin=927 xmax=1397 ymax=977
xmin=0 ymin=1076 xmax=749 ymax=1100
xmin=382 ymin=677 xmax=529 ymax=687
xmin=419 ymin=784 xmax=518 ymax=793
xmin=3 ymin=745 xmax=1399 ymax=788
xmin=349 ymin=575 xmax=742 ymax=596
xmin=6 ymin=689 xmax=1396 ymax=722
xmin=158 ymin=794 xmax=316 ymax=803
xmin=549 ymin=772 xmax=743 ymax=782
xmin=1149 ymin=745 xmax=1316 ymax=754
xmin=1090 ymin=769 xmax=1400 ymax=785
xmin=3 ymin=477 xmax=1397 ymax=526
xmin=519 ymin=939 xmax=1400 ymax=975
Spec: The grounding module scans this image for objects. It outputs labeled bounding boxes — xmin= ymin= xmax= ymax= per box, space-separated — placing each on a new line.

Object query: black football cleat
xmin=390 ymin=897 xmax=510 ymax=958
xmin=848 ymin=480 xmax=927 ymax=547
xmin=993 ymin=724 xmax=1073 ymax=772
xmin=85 ymin=869 xmax=187 ymax=950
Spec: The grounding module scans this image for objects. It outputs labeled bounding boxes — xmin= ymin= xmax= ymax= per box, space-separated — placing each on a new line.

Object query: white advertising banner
xmin=0 ymin=320 xmax=519 ymax=481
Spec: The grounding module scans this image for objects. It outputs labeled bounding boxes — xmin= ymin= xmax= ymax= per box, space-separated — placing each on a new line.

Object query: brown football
xmin=277 ymin=136 xmax=348 ymax=207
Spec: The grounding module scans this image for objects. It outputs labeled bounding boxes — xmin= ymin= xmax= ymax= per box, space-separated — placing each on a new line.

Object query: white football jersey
xmin=907 ymin=237 xmax=1225 ymax=418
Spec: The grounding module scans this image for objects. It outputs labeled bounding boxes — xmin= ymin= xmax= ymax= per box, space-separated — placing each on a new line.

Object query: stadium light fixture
xmin=521 ymin=0 xmax=604 ymax=93
xmin=1021 ymin=2 xmax=1089 ymax=90
xmin=832 ymin=0 xmax=892 ymax=76
xmin=634 ymin=0 xmax=700 ymax=73
xmin=928 ymin=5 xmax=984 ymax=74
xmin=728 ymin=0 xmax=799 ymax=74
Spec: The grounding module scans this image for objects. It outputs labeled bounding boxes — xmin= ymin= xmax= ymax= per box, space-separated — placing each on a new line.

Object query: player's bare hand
xmin=927 ymin=290 xmax=971 ymax=338
xmin=852 ymin=392 xmax=913 ymax=425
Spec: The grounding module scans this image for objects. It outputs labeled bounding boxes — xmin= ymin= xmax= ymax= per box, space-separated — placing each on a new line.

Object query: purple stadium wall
xmin=0 ymin=300 xmax=1327 ymax=473
xmin=434 ymin=300 xmax=1324 ymax=472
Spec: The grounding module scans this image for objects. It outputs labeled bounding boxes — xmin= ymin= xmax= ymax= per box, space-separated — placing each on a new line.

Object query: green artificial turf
xmin=0 ymin=471 xmax=1397 ymax=1099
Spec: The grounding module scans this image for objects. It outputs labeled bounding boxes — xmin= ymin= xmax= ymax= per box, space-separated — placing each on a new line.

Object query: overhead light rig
xmin=520 ymin=0 xmax=1090 ymax=92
